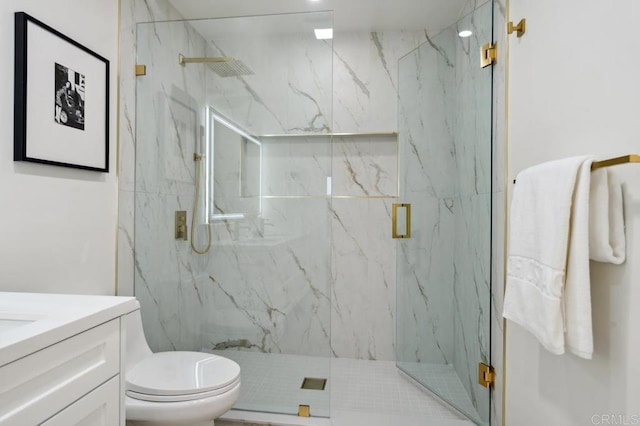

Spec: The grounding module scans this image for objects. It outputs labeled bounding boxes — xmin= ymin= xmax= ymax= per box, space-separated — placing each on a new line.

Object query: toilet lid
xmin=126 ymin=351 xmax=241 ymax=397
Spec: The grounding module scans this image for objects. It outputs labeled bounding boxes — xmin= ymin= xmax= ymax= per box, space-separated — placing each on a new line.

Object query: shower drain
xmin=301 ymin=377 xmax=327 ymax=390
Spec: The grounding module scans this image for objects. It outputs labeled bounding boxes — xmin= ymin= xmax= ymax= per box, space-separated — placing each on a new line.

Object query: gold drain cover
xmin=301 ymin=377 xmax=327 ymax=390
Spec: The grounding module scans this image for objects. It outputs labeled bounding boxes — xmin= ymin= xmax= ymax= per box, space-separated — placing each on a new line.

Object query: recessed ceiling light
xmin=458 ymin=30 xmax=473 ymax=38
xmin=314 ymin=28 xmax=333 ymax=40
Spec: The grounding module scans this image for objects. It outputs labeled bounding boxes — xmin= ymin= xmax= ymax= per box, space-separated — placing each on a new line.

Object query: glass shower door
xmin=135 ymin=11 xmax=333 ymax=418
xmin=395 ymin=3 xmax=493 ymax=425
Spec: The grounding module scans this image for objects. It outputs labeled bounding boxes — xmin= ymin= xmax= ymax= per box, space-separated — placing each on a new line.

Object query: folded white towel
xmin=589 ymin=168 xmax=626 ymax=264
xmin=503 ymin=156 xmax=594 ymax=359
xmin=564 ymin=159 xmax=593 ymax=359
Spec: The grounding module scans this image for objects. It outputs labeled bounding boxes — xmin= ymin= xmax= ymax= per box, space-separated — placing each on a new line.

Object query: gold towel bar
xmin=513 ymin=154 xmax=640 ymax=184
xmin=591 ymin=154 xmax=640 ymax=170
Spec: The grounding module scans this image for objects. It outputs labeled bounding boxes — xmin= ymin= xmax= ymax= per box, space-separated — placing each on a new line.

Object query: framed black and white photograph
xmin=14 ymin=12 xmax=109 ymax=172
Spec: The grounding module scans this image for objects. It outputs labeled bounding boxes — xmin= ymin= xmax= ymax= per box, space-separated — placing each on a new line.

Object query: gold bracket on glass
xmin=478 ymin=362 xmax=495 ymax=388
xmin=480 ymin=42 xmax=497 ymax=68
xmin=392 ymin=203 xmax=411 ymax=239
xmin=135 ymin=64 xmax=146 ymax=76
xmin=508 ymin=18 xmax=527 ymax=38
xmin=298 ymin=405 xmax=310 ymax=417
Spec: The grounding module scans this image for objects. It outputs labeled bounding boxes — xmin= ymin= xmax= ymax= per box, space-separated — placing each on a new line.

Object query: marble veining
xmin=396 ymin=3 xmax=492 ymax=424
xmin=396 ymin=194 xmax=455 ymax=365
xmin=287 ymin=83 xmax=331 ymax=133
xmin=201 ymin=27 xmax=333 ymax=136
xmin=209 ymin=39 xmax=287 ymax=133
xmin=332 ymin=136 xmax=398 ymax=197
xmin=423 ymin=30 xmax=455 ymax=68
xmin=370 ymin=33 xmax=396 ymax=90
xmin=333 ymin=31 xmax=427 ymax=133
xmin=332 ymin=43 xmax=370 ymax=99
xmin=331 ymin=199 xmax=396 ymax=360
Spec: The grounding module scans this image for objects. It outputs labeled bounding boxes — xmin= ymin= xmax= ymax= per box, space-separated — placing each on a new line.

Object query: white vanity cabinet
xmin=41 ymin=376 xmax=120 ymax=425
xmin=0 ymin=293 xmax=139 ymax=426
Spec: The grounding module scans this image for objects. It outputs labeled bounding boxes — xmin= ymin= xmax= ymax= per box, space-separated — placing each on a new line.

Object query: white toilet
xmin=124 ymin=310 xmax=241 ymax=426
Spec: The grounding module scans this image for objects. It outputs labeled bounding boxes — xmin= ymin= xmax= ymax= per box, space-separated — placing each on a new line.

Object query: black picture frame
xmin=14 ymin=12 xmax=110 ymax=172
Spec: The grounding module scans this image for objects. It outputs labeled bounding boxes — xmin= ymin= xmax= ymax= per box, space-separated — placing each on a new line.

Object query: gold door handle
xmin=392 ymin=203 xmax=411 ymax=239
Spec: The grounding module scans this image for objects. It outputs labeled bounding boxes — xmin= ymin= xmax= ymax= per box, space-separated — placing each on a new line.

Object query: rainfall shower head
xmin=178 ymin=53 xmax=254 ymax=78
xmin=206 ymin=59 xmax=254 ymax=78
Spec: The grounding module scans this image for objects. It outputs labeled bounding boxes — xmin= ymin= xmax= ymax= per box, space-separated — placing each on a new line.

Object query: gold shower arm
xmin=178 ymin=53 xmax=233 ymax=65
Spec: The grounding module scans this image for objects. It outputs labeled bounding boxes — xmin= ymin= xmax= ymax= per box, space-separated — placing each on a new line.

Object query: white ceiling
xmin=167 ymin=0 xmax=480 ymax=33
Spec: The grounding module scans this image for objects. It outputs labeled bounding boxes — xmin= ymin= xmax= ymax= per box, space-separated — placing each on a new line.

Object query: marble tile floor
xmin=211 ymin=350 xmax=474 ymax=426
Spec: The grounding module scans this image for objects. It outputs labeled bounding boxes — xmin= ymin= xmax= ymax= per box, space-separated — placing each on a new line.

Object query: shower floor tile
xmin=211 ymin=350 xmax=331 ymax=417
xmin=210 ymin=350 xmax=475 ymax=425
xmin=397 ymin=361 xmax=484 ymax=425
xmin=331 ymin=358 xmax=467 ymax=419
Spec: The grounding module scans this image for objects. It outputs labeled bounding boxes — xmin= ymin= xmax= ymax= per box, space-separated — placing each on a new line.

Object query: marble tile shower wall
xmin=451 ymin=6 xmax=492 ymax=423
xmin=130 ymin=8 xmax=338 ymax=353
xmin=120 ymin=0 xmax=430 ymax=362
xmin=118 ymin=0 xmax=186 ymax=300
xmin=330 ymin=32 xmax=427 ymax=361
xmin=120 ymin=2 xmax=500 ymax=382
xmin=204 ymin=137 xmax=334 ymax=356
xmin=333 ymin=31 xmax=427 ymax=133
xmin=397 ymin=25 xmax=458 ymax=367
xmin=397 ymin=3 xmax=493 ymax=422
xmin=200 ymin=31 xmax=333 ymax=135
xmin=201 ymin=30 xmax=427 ymax=360
xmin=133 ymin=18 xmax=212 ymax=351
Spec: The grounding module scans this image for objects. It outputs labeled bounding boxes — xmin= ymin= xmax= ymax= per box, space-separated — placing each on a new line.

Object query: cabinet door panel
xmin=0 ymin=320 xmax=120 ymax=425
xmin=42 ymin=376 xmax=120 ymax=426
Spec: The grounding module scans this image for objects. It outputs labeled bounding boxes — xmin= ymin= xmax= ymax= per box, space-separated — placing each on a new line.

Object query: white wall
xmin=0 ymin=0 xmax=118 ymax=295
xmin=507 ymin=1 xmax=640 ymax=424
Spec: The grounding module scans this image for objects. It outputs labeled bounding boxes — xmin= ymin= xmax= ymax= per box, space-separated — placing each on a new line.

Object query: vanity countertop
xmin=0 ymin=292 xmax=139 ymax=367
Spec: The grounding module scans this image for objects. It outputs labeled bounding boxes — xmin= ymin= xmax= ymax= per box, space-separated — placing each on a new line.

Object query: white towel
xmin=503 ymin=156 xmax=594 ymax=359
xmin=564 ymin=159 xmax=593 ymax=359
xmin=589 ymin=168 xmax=626 ymax=264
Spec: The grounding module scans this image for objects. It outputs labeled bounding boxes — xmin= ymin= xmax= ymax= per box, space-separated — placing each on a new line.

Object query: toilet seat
xmin=126 ymin=351 xmax=241 ymax=403
xmin=127 ymin=378 xmax=240 ymax=402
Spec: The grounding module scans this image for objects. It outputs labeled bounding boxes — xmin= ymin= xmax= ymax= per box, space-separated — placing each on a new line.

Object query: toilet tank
xmin=123 ymin=309 xmax=153 ymax=372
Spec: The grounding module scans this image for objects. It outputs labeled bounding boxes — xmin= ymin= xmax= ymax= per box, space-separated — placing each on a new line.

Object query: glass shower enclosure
xmin=134 ymin=11 xmax=333 ymax=417
xmin=396 ymin=3 xmax=493 ymax=425
xmin=133 ymin=3 xmax=494 ymax=424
